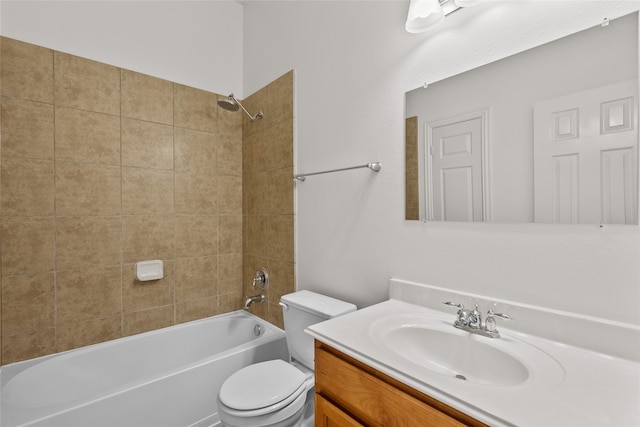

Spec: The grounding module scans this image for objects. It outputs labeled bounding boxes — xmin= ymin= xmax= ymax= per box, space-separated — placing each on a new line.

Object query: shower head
xmin=217 ymin=96 xmax=239 ymax=112
xmin=217 ymin=93 xmax=264 ymax=121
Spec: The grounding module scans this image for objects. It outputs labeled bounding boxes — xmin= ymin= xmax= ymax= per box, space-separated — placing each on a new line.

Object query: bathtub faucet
xmin=244 ymin=294 xmax=265 ymax=309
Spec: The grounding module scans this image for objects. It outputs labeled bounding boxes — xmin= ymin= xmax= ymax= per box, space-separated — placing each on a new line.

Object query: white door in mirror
xmin=534 ymin=80 xmax=638 ymax=224
xmin=428 ymin=115 xmax=485 ymax=221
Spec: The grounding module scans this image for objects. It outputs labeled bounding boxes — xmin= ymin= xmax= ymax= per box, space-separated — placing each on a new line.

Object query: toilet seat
xmin=219 ymin=359 xmax=307 ymax=415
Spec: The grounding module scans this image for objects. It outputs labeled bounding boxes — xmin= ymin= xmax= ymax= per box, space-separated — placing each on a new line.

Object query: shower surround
xmin=0 ymin=36 xmax=295 ymax=365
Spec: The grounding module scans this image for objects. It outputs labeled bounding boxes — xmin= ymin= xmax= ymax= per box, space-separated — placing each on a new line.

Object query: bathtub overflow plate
xmin=254 ymin=324 xmax=263 ymax=336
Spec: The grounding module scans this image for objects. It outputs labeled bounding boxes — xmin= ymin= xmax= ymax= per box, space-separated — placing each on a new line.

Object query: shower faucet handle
xmin=252 ymin=267 xmax=269 ymax=290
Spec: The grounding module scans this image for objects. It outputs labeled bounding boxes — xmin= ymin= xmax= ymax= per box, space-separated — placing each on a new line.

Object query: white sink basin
xmin=370 ymin=314 xmax=564 ymax=387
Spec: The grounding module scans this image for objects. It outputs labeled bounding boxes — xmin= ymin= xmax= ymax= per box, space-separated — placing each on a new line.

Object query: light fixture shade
xmin=454 ymin=0 xmax=484 ymax=6
xmin=405 ymin=0 xmax=445 ymax=33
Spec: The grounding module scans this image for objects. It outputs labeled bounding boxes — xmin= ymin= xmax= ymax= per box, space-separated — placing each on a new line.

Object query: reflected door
xmin=534 ymin=80 xmax=638 ymax=224
xmin=427 ymin=115 xmax=485 ymax=221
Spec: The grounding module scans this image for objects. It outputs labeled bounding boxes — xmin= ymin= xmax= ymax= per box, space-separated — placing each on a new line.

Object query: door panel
xmin=534 ymin=80 xmax=638 ymax=224
xmin=429 ymin=116 xmax=484 ymax=221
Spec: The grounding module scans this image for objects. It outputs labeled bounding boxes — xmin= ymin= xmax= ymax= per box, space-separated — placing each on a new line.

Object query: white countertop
xmin=307 ymin=297 xmax=640 ymax=426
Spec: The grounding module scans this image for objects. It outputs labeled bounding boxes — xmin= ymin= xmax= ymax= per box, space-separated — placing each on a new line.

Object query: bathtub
xmin=0 ymin=311 xmax=288 ymax=427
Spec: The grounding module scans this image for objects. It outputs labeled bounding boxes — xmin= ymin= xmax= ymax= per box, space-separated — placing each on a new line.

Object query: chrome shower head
xmin=217 ymin=93 xmax=264 ymax=121
xmin=217 ymin=96 xmax=240 ymax=112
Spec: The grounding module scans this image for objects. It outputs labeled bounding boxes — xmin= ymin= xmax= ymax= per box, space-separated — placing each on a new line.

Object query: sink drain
xmin=455 ymin=374 xmax=467 ymax=381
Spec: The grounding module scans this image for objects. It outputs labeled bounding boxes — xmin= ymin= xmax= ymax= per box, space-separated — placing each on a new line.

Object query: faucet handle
xmin=443 ymin=302 xmax=470 ymax=326
xmin=487 ymin=310 xmax=513 ymax=321
xmin=252 ymin=267 xmax=269 ymax=290
xmin=443 ymin=301 xmax=464 ymax=309
xmin=485 ymin=310 xmax=512 ymax=333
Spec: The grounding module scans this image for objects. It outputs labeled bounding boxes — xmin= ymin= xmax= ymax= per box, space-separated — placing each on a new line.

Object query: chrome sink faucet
xmin=443 ymin=301 xmax=512 ymax=338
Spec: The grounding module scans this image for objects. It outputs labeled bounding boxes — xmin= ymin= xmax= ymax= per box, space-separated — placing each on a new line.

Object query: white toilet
xmin=217 ymin=290 xmax=357 ymax=427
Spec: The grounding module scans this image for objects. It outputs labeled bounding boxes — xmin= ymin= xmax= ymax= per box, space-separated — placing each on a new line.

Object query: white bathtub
xmin=0 ymin=311 xmax=288 ymax=427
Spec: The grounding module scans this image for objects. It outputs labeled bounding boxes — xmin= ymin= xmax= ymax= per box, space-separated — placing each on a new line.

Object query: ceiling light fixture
xmin=405 ymin=0 xmax=483 ymax=33
xmin=405 ymin=0 xmax=446 ymax=33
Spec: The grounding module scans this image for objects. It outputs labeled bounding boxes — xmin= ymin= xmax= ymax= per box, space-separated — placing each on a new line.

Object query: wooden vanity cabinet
xmin=314 ymin=341 xmax=486 ymax=427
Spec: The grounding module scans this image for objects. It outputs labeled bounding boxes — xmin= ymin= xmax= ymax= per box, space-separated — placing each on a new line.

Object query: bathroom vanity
xmin=314 ymin=340 xmax=484 ymax=426
xmin=306 ymin=279 xmax=640 ymax=426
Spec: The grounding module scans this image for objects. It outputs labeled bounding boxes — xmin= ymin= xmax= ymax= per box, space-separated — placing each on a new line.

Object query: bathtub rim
xmin=1 ymin=310 xmax=287 ymax=427
xmin=0 ymin=310 xmax=286 ymax=407
xmin=1 ymin=309 xmax=284 ymax=392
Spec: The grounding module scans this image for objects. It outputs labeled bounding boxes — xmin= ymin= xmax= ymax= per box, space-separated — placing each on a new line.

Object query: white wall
xmin=0 ymin=0 xmax=244 ymax=96
xmin=2 ymin=0 xmax=638 ymax=325
xmin=243 ymin=1 xmax=640 ymax=325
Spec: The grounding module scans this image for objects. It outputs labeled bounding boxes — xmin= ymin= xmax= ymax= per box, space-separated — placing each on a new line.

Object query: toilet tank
xmin=280 ymin=290 xmax=356 ymax=369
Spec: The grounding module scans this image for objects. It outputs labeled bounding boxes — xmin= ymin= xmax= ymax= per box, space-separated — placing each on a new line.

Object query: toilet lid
xmin=219 ymin=359 xmax=307 ymax=411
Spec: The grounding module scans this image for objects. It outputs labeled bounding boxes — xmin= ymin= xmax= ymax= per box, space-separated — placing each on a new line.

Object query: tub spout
xmin=244 ymin=294 xmax=265 ymax=309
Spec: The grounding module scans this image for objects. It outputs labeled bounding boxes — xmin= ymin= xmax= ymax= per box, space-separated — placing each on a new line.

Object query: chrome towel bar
xmin=294 ymin=162 xmax=381 ymax=181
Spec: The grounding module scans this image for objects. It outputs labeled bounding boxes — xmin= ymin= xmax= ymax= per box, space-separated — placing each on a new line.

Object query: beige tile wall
xmin=0 ymin=37 xmax=296 ymax=366
xmin=242 ymin=71 xmax=295 ymax=329
xmin=405 ymin=116 xmax=419 ymax=220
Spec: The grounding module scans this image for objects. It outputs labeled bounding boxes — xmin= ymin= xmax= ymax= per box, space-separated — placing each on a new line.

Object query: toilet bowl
xmin=216 ymin=291 xmax=356 ymax=427
xmin=217 ymin=360 xmax=313 ymax=427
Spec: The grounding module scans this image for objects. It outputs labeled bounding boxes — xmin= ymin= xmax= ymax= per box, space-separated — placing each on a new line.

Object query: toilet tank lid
xmin=280 ymin=290 xmax=357 ymax=318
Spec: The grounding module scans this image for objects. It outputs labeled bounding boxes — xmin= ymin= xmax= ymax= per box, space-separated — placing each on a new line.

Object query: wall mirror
xmin=405 ymin=12 xmax=638 ymax=224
